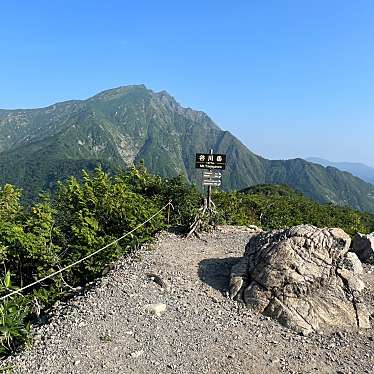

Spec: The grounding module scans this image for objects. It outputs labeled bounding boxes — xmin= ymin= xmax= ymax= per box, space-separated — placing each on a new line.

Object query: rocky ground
xmin=1 ymin=226 xmax=374 ymax=374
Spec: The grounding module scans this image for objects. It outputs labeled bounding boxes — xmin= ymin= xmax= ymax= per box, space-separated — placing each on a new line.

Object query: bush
xmin=0 ymin=166 xmax=169 ymax=355
xmin=117 ymin=164 xmax=203 ymax=228
xmin=214 ymin=185 xmax=373 ymax=236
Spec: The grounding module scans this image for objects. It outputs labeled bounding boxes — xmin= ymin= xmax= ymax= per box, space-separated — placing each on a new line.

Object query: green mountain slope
xmin=1 ymin=84 xmax=374 ymax=212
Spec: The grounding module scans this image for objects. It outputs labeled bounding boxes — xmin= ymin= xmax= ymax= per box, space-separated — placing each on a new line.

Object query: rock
xmin=130 ymin=350 xmax=144 ymax=358
xmin=146 ymin=273 xmax=171 ymax=292
xmin=229 ymin=276 xmax=244 ymax=299
xmin=340 ymin=252 xmax=363 ymax=274
xmin=352 ymin=233 xmax=374 ymax=264
xmin=230 ymin=224 xmax=370 ymax=335
xmin=144 ymin=303 xmax=167 ymax=317
xmin=247 ymin=225 xmax=263 ymax=232
xmin=210 ymin=296 xmax=219 ymax=303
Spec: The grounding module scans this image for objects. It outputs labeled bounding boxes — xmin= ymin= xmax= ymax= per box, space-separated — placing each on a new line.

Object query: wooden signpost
xmin=187 ymin=150 xmax=227 ymax=238
xmin=196 ymin=150 xmax=226 ymax=210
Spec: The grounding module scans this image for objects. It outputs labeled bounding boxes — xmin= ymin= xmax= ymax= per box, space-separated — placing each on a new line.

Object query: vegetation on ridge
xmin=214 ymin=184 xmax=374 ymax=236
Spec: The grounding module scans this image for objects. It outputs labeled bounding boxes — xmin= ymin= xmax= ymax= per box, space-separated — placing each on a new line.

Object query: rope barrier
xmin=0 ymin=201 xmax=172 ymax=302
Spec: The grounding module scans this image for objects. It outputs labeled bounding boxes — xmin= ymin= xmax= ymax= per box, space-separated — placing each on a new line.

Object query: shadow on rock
xmin=198 ymin=257 xmax=241 ymax=294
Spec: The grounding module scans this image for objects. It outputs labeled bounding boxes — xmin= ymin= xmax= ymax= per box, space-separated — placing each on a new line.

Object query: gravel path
xmin=2 ymin=226 xmax=374 ymax=374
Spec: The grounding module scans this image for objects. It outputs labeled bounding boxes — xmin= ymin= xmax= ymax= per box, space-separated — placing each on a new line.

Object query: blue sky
xmin=1 ymin=1 xmax=374 ymax=165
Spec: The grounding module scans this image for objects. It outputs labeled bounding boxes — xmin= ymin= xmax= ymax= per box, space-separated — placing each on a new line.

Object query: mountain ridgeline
xmin=1 ymin=84 xmax=374 ymax=212
xmin=307 ymin=157 xmax=374 ymax=185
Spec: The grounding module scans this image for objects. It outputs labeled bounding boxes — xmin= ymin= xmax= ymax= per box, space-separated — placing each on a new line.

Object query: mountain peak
xmin=1 ymin=86 xmax=374 ymax=212
xmin=88 ymin=84 xmax=149 ymax=102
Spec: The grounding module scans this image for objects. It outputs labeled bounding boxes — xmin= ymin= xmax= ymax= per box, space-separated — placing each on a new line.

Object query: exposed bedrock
xmin=229 ymin=225 xmax=371 ymax=335
xmin=352 ymin=232 xmax=374 ymax=264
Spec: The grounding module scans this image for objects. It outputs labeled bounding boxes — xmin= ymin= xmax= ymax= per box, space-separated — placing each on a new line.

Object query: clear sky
xmin=1 ymin=1 xmax=374 ymax=166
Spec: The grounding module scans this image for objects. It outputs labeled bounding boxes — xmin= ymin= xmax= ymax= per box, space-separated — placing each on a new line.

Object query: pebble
xmin=144 ymin=303 xmax=167 ymax=316
xmin=130 ymin=350 xmax=144 ymax=358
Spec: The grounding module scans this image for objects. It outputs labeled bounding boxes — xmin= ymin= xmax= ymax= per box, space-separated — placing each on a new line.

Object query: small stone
xmin=130 ymin=350 xmax=144 ymax=358
xmin=144 ymin=303 xmax=167 ymax=317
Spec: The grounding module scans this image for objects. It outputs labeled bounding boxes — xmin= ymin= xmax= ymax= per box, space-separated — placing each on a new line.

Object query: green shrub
xmin=214 ymin=184 xmax=373 ymax=236
xmin=0 ymin=296 xmax=31 ymax=355
xmin=53 ymin=166 xmax=165 ymax=284
xmin=117 ymin=164 xmax=202 ymax=228
xmin=0 ymin=166 xmax=169 ymax=355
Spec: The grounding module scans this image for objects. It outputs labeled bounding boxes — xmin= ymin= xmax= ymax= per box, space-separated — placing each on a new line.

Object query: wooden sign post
xmin=187 ymin=150 xmax=226 ymax=238
xmin=195 ymin=150 xmax=226 ymax=210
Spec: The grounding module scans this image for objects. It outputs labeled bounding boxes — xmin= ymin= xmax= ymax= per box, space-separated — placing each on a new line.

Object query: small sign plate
xmin=202 ymin=170 xmax=222 ymax=187
xmin=203 ymin=180 xmax=222 ymax=187
xmin=203 ymin=171 xmax=222 ymax=178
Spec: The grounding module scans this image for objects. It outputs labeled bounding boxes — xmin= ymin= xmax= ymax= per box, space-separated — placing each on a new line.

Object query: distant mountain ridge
xmin=307 ymin=157 xmax=374 ymax=185
xmin=1 ymin=84 xmax=374 ymax=212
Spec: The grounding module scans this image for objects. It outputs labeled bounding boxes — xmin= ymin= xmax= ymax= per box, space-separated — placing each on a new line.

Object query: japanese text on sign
xmin=195 ymin=153 xmax=226 ymax=170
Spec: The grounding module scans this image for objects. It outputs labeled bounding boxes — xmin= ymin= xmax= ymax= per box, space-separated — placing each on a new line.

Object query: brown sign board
xmin=195 ymin=153 xmax=226 ymax=170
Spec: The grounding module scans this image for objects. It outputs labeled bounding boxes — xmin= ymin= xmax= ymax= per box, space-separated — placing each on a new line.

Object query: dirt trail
xmin=2 ymin=226 xmax=374 ymax=373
